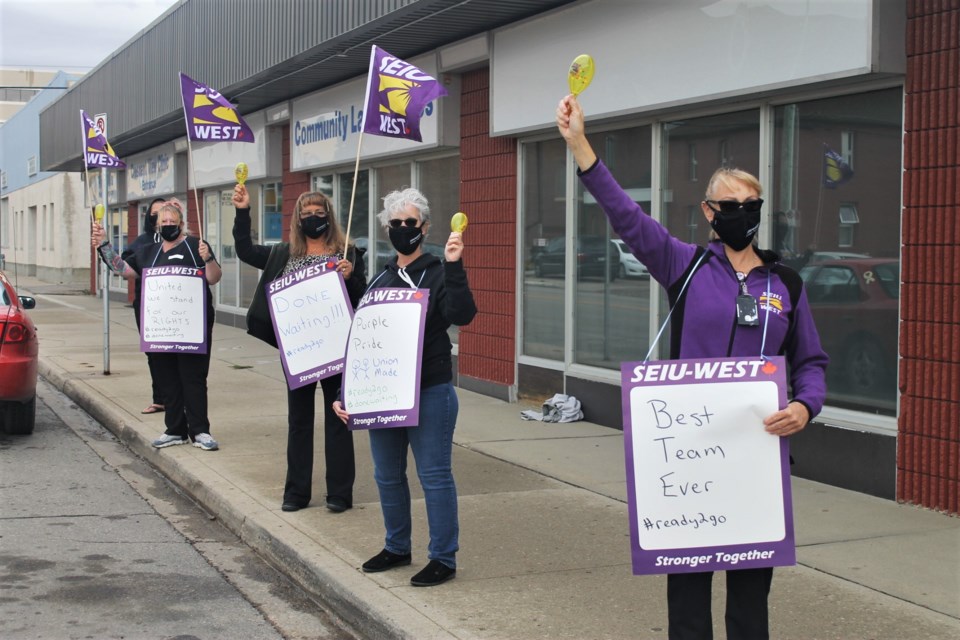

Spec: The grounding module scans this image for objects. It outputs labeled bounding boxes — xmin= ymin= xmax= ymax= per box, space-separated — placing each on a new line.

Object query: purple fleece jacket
xmin=579 ymin=160 xmax=828 ymax=418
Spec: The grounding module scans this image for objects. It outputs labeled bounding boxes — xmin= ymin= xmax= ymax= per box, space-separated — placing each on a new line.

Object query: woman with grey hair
xmin=333 ymin=187 xmax=477 ymax=587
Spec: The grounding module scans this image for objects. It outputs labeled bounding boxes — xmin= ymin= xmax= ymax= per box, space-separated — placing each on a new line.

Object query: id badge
xmin=736 ymin=294 xmax=759 ymax=326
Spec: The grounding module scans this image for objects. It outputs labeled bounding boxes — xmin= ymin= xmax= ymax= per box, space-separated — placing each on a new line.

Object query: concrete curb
xmin=39 ymin=359 xmax=454 ymax=640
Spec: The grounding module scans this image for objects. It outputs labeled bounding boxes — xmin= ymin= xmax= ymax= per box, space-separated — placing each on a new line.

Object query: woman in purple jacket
xmin=557 ymin=94 xmax=828 ymax=640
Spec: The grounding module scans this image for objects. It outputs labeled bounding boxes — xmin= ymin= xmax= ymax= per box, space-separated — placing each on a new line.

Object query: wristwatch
xmin=204 ymin=255 xmax=216 ymax=264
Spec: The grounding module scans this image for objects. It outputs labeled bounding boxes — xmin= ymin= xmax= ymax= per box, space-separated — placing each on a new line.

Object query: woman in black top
xmin=232 ymin=184 xmax=366 ymax=513
xmin=93 ymin=199 xmax=222 ymax=451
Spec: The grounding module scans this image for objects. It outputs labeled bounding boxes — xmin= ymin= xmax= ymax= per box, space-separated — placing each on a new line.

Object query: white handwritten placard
xmin=267 ymin=263 xmax=354 ymax=389
xmin=140 ymin=266 xmax=208 ymax=354
xmin=621 ymin=356 xmax=794 ymax=575
xmin=342 ymin=287 xmax=429 ymax=430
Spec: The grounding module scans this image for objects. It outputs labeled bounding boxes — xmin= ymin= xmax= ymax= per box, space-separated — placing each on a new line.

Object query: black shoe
xmin=325 ymin=496 xmax=351 ymax=513
xmin=281 ymin=501 xmax=305 ymax=512
xmin=410 ymin=560 xmax=456 ymax=587
xmin=362 ymin=549 xmax=412 ymax=573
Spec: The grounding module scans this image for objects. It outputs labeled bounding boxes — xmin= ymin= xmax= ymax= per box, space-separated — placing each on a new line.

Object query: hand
xmin=91 ymin=222 xmax=105 ymax=248
xmin=335 ymin=258 xmax=353 ymax=279
xmin=199 ymin=240 xmax=211 ymax=262
xmin=332 ymin=400 xmax=349 ymax=424
xmin=763 ymin=402 xmax=810 ymax=437
xmin=445 ymin=231 xmax=463 ymax=262
xmin=233 ymin=183 xmax=250 ymax=209
xmin=556 ymin=94 xmax=585 ymax=144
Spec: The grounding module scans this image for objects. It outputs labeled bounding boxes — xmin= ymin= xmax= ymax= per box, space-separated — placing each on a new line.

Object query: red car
xmin=0 ymin=271 xmax=39 ymax=434
xmin=799 ymin=258 xmax=899 ymax=412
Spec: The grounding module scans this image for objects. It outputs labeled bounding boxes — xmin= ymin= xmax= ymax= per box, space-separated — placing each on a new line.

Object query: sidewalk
xmin=23 ymin=277 xmax=960 ymax=640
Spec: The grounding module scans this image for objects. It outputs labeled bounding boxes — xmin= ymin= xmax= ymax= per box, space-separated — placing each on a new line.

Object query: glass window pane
xmin=774 ymin=89 xmax=902 ymax=415
xmin=339 ymin=170 xmax=368 ymax=262
xmin=575 ymin=125 xmax=653 ymax=369
xmin=373 ymin=164 xmax=411 ymax=275
xmin=262 ymin=182 xmax=282 ymax=243
xmin=216 ymin=190 xmax=237 ymax=307
xmin=418 ymin=156 xmax=461 ymax=344
xmin=659 ymin=110 xmax=760 ymax=358
xmin=522 ymin=138 xmax=566 ymax=360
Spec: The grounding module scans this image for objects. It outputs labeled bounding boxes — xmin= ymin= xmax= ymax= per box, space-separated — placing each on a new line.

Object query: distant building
xmin=1 ymin=70 xmax=87 ymax=284
xmin=0 ymin=68 xmax=61 ymax=124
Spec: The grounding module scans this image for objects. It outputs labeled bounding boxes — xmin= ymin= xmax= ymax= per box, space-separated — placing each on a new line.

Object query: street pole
xmin=101 ymin=167 xmax=111 ymax=375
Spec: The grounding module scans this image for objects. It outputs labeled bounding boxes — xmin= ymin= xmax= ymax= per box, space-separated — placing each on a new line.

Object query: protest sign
xmin=140 ymin=267 xmax=208 ymax=354
xmin=343 ymin=288 xmax=428 ymax=430
xmin=621 ymin=356 xmax=794 ymax=575
xmin=267 ymin=262 xmax=354 ymax=389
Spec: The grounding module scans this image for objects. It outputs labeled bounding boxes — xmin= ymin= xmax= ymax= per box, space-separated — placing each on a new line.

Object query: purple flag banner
xmin=823 ymin=146 xmax=854 ymax=188
xmin=80 ymin=110 xmax=126 ymax=169
xmin=343 ymin=288 xmax=429 ymax=430
xmin=361 ymin=45 xmax=447 ymax=142
xmin=621 ymin=356 xmax=794 ymax=575
xmin=140 ymin=266 xmax=208 ymax=354
xmin=179 ymin=72 xmax=255 ymax=143
xmin=267 ymin=262 xmax=354 ymax=390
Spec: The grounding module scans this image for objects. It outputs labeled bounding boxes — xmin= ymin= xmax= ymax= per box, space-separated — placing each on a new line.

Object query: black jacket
xmin=232 ymin=206 xmax=367 ymax=347
xmin=367 ymin=252 xmax=476 ymax=388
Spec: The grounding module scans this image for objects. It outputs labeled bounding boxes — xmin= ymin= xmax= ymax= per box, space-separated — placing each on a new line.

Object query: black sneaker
xmin=362 ymin=549 xmax=412 ymax=573
xmin=410 ymin=559 xmax=456 ymax=587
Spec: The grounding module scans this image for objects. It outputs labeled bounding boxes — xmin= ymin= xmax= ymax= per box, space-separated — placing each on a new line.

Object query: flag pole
xmin=344 ymin=130 xmax=364 ymax=255
xmin=185 ymin=136 xmax=203 ymax=242
xmin=100 ymin=166 xmax=111 ymax=375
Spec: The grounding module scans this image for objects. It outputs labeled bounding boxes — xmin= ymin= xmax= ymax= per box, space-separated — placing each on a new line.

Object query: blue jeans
xmin=368 ymin=382 xmax=459 ymax=568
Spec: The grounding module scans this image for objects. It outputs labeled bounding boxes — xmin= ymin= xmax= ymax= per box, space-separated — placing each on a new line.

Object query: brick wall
xmin=456 ymin=69 xmax=517 ymax=387
xmin=900 ymin=0 xmax=960 ymax=514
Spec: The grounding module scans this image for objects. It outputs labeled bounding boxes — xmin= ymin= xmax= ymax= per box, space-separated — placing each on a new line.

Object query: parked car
xmin=799 ymin=258 xmax=898 ymax=404
xmin=0 ymin=271 xmax=39 ymax=434
xmin=533 ymin=236 xmax=618 ymax=280
xmin=611 ymin=239 xmax=649 ymax=278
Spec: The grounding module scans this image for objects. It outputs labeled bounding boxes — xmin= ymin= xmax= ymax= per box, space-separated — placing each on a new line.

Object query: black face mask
xmin=388 ymin=225 xmax=424 ymax=255
xmin=710 ymin=209 xmax=761 ymax=251
xmin=160 ymin=224 xmax=181 ymax=242
xmin=301 ymin=216 xmax=330 ymax=239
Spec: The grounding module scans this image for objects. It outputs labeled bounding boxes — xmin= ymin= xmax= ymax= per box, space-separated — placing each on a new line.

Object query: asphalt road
xmin=0 ymin=379 xmax=358 ymax=640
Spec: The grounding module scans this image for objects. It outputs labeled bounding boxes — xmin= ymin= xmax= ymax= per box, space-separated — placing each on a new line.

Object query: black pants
xmin=284 ymin=373 xmax=355 ymax=507
xmin=667 ymin=568 xmax=774 ymax=640
xmin=146 ymin=352 xmax=164 ymax=405
xmin=154 ymin=349 xmax=212 ymax=439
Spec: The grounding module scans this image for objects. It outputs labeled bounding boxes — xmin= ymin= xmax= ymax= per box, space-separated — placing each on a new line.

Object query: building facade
xmin=33 ymin=0 xmax=959 ymax=513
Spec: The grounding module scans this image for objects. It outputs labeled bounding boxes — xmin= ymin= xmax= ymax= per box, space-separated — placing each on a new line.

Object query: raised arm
xmin=232 ymin=183 xmax=271 ymax=269
xmin=92 ymin=222 xmax=138 ymax=280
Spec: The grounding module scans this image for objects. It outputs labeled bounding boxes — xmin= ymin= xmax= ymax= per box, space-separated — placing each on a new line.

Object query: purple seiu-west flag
xmin=179 ymin=73 xmax=255 ymax=143
xmin=823 ymin=146 xmax=853 ymax=189
xmin=361 ymin=45 xmax=447 ymax=143
xmin=80 ymin=110 xmax=126 ymax=169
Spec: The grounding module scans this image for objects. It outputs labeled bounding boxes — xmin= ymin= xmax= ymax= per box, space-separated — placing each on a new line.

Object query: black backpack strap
xmin=665 ymin=247 xmax=712 ymax=359
xmin=771 ymin=263 xmax=804 ymax=354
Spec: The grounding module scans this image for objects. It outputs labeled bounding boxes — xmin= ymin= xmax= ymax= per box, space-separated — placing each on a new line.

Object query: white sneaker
xmin=152 ymin=433 xmax=188 ymax=448
xmin=192 ymin=433 xmax=219 ymax=451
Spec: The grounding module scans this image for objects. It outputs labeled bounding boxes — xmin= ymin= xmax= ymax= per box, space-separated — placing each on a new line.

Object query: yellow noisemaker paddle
xmin=568 ymin=54 xmax=595 ymax=96
xmin=451 ymin=212 xmax=468 ymax=233
xmin=94 ymin=204 xmax=105 ymax=222
xmin=234 ymin=162 xmax=248 ymax=185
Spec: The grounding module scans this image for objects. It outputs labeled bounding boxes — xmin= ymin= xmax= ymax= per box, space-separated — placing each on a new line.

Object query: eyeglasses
xmin=705 ymin=199 xmax=764 ymax=215
xmin=299 ymin=208 xmax=327 ymax=219
xmin=388 ymin=217 xmax=420 ymax=229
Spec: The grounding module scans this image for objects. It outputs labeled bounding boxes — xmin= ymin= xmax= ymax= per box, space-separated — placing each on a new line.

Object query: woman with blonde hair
xmin=92 ymin=199 xmax=223 ymax=451
xmin=232 ymin=185 xmax=366 ymax=513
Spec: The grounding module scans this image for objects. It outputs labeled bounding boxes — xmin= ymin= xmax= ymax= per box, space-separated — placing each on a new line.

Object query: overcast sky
xmin=0 ymin=0 xmax=180 ymax=72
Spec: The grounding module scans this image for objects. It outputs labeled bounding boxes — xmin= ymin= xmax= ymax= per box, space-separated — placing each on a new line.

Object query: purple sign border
xmin=621 ymin=356 xmax=794 ymax=575
xmin=266 ymin=263 xmax=354 ymax=390
xmin=345 ymin=288 xmax=429 ymax=431
xmin=139 ymin=267 xmax=208 ymax=355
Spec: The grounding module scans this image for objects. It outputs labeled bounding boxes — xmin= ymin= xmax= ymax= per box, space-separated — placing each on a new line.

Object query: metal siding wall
xmin=40 ymin=0 xmax=415 ymax=170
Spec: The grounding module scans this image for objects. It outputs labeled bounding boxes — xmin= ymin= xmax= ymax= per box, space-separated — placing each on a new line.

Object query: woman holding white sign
xmin=93 ymin=199 xmax=223 ymax=452
xmin=333 ymin=187 xmax=477 ymax=587
xmin=232 ymin=184 xmax=366 ymax=514
xmin=557 ymin=95 xmax=828 ymax=639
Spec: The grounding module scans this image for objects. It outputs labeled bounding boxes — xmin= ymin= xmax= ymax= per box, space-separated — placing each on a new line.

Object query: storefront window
xmin=574 ymin=125 xmax=653 ymax=369
xmin=774 ymin=89 xmax=902 ymax=416
xmin=262 ymin=183 xmax=282 ymax=244
xmin=204 ymin=187 xmax=260 ymax=310
xmin=108 ymin=207 xmax=127 ymax=292
xmin=372 ymin=164 xmax=411 ymax=274
xmin=522 ymin=138 xmax=567 ymax=360
xmin=418 ymin=156 xmax=461 ymax=343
